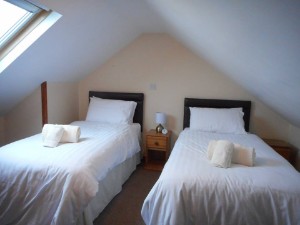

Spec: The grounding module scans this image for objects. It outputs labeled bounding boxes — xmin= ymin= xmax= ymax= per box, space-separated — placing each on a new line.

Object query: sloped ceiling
xmin=0 ymin=0 xmax=299 ymax=128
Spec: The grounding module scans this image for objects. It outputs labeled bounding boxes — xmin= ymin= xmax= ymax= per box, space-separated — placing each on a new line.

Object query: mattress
xmin=0 ymin=121 xmax=141 ymax=225
xmin=141 ymin=128 xmax=300 ymax=225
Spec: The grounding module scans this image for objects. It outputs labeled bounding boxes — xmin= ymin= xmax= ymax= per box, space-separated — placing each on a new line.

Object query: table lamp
xmin=155 ymin=112 xmax=166 ymax=133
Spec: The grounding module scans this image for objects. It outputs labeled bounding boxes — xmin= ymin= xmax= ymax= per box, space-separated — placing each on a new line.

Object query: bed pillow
xmin=86 ymin=97 xmax=137 ymax=124
xmin=189 ymin=107 xmax=246 ymax=134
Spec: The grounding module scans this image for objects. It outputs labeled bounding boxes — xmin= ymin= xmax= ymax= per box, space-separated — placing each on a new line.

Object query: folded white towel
xmin=233 ymin=143 xmax=256 ymax=167
xmin=43 ymin=125 xmax=64 ymax=148
xmin=60 ymin=125 xmax=81 ymax=143
xmin=42 ymin=124 xmax=81 ymax=143
xmin=211 ymin=140 xmax=234 ymax=168
xmin=207 ymin=140 xmax=256 ymax=167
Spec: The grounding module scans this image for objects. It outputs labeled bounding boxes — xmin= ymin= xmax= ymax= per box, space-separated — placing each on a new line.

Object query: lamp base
xmin=156 ymin=124 xmax=164 ymax=133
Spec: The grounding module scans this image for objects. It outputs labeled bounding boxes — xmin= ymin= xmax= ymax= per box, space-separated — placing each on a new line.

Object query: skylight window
xmin=0 ymin=0 xmax=41 ymax=48
xmin=0 ymin=0 xmax=62 ymax=73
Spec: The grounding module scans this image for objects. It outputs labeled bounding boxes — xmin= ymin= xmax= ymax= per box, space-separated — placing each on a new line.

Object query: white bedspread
xmin=0 ymin=121 xmax=141 ymax=225
xmin=141 ymin=129 xmax=300 ymax=225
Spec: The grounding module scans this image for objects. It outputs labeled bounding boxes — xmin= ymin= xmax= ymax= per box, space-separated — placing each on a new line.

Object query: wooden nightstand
xmin=264 ymin=139 xmax=296 ymax=166
xmin=144 ymin=129 xmax=172 ymax=171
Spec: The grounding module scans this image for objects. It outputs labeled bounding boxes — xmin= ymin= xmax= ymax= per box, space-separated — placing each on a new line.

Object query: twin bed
xmin=142 ymin=98 xmax=300 ymax=225
xmin=0 ymin=91 xmax=144 ymax=225
xmin=1 ymin=93 xmax=299 ymax=225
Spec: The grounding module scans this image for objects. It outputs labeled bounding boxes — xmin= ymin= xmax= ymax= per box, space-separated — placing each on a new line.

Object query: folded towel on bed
xmin=60 ymin=125 xmax=81 ymax=143
xmin=232 ymin=143 xmax=256 ymax=167
xmin=42 ymin=124 xmax=81 ymax=143
xmin=207 ymin=140 xmax=256 ymax=167
xmin=43 ymin=125 xmax=64 ymax=148
xmin=211 ymin=140 xmax=234 ymax=168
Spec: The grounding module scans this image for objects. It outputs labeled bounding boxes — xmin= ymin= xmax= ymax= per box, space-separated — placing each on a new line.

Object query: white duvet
xmin=142 ymin=129 xmax=300 ymax=225
xmin=0 ymin=121 xmax=141 ymax=225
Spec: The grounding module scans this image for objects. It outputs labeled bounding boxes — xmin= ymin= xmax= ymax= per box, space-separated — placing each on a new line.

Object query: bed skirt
xmin=76 ymin=152 xmax=141 ymax=225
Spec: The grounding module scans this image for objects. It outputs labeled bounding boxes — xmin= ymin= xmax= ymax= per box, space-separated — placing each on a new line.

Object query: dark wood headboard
xmin=183 ymin=98 xmax=251 ymax=132
xmin=89 ymin=91 xmax=144 ymax=131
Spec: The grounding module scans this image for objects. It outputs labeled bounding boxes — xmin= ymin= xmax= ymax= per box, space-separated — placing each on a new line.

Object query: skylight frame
xmin=0 ymin=0 xmax=42 ymax=49
xmin=0 ymin=0 xmax=62 ymax=74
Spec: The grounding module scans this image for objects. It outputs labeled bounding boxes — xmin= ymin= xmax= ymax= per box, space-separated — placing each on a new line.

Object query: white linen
xmin=210 ymin=140 xmax=233 ymax=168
xmin=142 ymin=129 xmax=300 ymax=225
xmin=86 ymin=97 xmax=137 ymax=124
xmin=42 ymin=124 xmax=81 ymax=143
xmin=79 ymin=153 xmax=140 ymax=225
xmin=189 ymin=107 xmax=246 ymax=134
xmin=207 ymin=139 xmax=217 ymax=159
xmin=0 ymin=121 xmax=141 ymax=225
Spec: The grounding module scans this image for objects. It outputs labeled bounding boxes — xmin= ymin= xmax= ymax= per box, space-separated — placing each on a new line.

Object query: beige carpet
xmin=93 ymin=164 xmax=161 ymax=225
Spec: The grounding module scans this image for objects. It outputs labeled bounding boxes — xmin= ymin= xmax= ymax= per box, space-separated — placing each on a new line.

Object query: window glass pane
xmin=0 ymin=0 xmax=61 ymax=73
xmin=0 ymin=1 xmax=33 ymax=46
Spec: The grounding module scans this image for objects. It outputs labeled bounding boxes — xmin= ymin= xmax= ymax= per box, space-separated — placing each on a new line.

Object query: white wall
xmin=3 ymin=82 xmax=79 ymax=145
xmin=0 ymin=117 xmax=5 ymax=146
xmin=79 ymin=34 xmax=291 ymax=142
xmin=5 ymin=87 xmax=42 ymax=144
xmin=47 ymin=82 xmax=79 ymax=124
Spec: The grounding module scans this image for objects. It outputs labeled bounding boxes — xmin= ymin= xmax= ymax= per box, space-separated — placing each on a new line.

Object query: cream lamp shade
xmin=155 ymin=112 xmax=166 ymax=133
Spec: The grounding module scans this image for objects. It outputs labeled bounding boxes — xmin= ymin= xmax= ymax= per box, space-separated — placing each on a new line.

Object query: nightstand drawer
xmin=147 ymin=137 xmax=167 ymax=149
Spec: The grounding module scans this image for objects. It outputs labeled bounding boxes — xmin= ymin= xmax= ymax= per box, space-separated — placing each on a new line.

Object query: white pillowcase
xmin=86 ymin=97 xmax=137 ymax=124
xmin=189 ymin=107 xmax=246 ymax=134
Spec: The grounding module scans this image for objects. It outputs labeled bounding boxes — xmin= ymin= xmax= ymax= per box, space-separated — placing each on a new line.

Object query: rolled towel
xmin=42 ymin=124 xmax=81 ymax=143
xmin=207 ymin=140 xmax=256 ymax=167
xmin=43 ymin=125 xmax=64 ymax=148
xmin=60 ymin=125 xmax=81 ymax=143
xmin=211 ymin=140 xmax=234 ymax=168
xmin=233 ymin=143 xmax=256 ymax=167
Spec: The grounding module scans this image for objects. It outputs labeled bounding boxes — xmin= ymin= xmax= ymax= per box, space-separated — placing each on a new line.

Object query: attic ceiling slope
xmin=145 ymin=0 xmax=300 ymax=128
xmin=0 ymin=0 xmax=166 ymax=116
